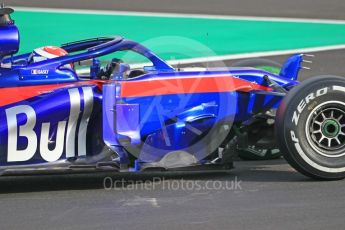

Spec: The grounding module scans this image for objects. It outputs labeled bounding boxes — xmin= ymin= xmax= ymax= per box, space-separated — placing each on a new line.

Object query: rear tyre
xmin=276 ymin=75 xmax=345 ymax=180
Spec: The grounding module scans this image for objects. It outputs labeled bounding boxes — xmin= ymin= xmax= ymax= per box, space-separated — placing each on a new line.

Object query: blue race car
xmin=1 ymin=7 xmax=345 ymax=180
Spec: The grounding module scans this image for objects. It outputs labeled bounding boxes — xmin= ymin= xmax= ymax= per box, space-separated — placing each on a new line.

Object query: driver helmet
xmin=29 ymin=46 xmax=73 ymax=69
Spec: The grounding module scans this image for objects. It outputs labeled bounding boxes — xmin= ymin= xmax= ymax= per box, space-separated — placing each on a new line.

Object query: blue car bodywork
xmin=0 ymin=8 xmax=304 ymax=174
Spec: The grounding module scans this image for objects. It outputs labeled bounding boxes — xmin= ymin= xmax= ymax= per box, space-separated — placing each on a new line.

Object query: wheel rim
xmin=321 ymin=119 xmax=340 ymax=138
xmin=306 ymin=101 xmax=345 ymax=157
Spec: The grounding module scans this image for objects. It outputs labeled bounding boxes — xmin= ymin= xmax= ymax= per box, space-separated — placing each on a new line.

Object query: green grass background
xmin=14 ymin=10 xmax=345 ymax=62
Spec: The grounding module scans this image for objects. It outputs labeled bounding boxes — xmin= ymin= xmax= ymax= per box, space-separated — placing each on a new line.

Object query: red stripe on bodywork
xmin=120 ymin=76 xmax=271 ymax=97
xmin=0 ymin=76 xmax=271 ymax=106
xmin=0 ymin=80 xmax=107 ymax=107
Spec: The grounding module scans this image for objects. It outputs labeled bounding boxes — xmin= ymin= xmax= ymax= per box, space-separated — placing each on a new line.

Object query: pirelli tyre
xmin=276 ymin=76 xmax=345 ymax=180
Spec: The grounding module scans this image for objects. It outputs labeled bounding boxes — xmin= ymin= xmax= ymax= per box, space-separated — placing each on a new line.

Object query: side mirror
xmin=0 ymin=7 xmax=19 ymax=59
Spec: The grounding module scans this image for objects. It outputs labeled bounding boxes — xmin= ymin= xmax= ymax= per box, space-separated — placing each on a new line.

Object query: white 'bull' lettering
xmin=5 ymin=87 xmax=93 ymax=162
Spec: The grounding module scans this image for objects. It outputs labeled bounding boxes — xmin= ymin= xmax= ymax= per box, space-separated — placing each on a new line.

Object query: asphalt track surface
xmin=2 ymin=1 xmax=345 ymax=230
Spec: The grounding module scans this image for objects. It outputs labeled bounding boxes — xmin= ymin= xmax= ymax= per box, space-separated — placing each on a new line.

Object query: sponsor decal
xmin=333 ymin=85 xmax=345 ymax=93
xmin=4 ymin=87 xmax=94 ymax=162
xmin=31 ymin=69 xmax=49 ymax=75
xmin=292 ymin=87 xmax=328 ymax=126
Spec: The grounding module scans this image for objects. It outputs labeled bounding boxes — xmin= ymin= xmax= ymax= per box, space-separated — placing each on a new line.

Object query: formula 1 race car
xmin=1 ymin=7 xmax=345 ymax=180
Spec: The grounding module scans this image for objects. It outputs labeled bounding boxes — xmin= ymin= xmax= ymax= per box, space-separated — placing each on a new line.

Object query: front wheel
xmin=276 ymin=75 xmax=345 ymax=180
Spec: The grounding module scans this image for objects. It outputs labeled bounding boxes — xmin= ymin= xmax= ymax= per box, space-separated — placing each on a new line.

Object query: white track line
xmin=14 ymin=6 xmax=345 ymax=25
xmin=75 ymin=44 xmax=345 ymax=73
xmin=162 ymin=44 xmax=345 ymax=66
